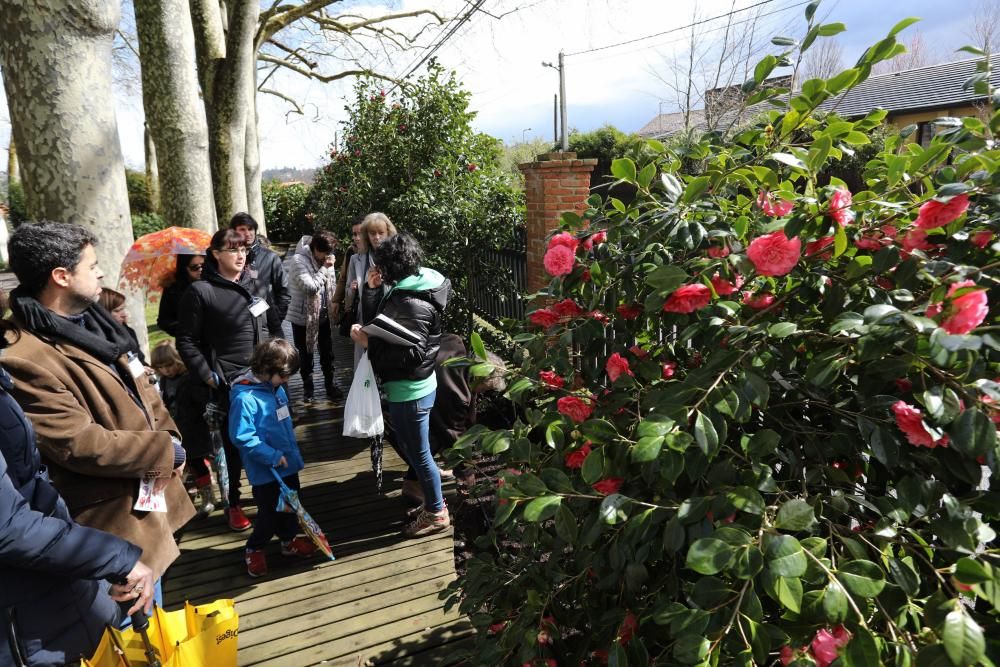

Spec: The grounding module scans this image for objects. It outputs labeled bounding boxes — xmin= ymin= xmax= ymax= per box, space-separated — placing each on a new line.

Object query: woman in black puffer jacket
xmin=157 ymin=254 xmax=206 ymax=338
xmin=350 ymin=234 xmax=452 ymax=538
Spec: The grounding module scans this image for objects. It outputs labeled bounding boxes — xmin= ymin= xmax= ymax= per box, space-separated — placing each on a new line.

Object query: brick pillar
xmin=519 ymin=152 xmax=598 ymax=293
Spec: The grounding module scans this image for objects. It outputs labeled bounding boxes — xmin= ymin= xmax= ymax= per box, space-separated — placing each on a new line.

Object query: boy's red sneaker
xmin=245 ymin=548 xmax=267 ymax=577
xmin=281 ymin=536 xmax=318 ymax=558
xmin=228 ymin=506 xmax=252 ymax=532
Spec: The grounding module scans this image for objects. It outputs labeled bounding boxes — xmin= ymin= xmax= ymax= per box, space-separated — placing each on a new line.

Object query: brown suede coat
xmin=2 ymin=327 xmax=196 ymax=578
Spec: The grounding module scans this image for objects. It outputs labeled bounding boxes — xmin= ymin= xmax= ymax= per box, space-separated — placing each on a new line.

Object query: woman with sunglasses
xmin=176 ymin=229 xmax=265 ymax=533
xmin=157 ymin=254 xmax=206 ymax=338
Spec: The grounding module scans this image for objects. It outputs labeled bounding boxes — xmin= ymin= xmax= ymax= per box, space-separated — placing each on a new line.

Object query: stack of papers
xmin=362 ymin=313 xmax=421 ymax=347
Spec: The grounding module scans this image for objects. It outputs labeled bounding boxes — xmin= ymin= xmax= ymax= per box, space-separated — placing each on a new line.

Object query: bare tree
xmin=966 ymin=0 xmax=1000 ymax=54
xmin=802 ymin=38 xmax=843 ymax=80
xmin=872 ymin=31 xmax=938 ymax=74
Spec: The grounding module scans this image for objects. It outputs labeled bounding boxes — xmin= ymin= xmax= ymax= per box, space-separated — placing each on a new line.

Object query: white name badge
xmin=134 ymin=478 xmax=168 ymax=513
xmin=249 ymin=299 xmax=270 ymax=317
xmin=127 ymin=355 xmax=145 ymax=379
xmin=276 ymin=404 xmax=290 ymax=421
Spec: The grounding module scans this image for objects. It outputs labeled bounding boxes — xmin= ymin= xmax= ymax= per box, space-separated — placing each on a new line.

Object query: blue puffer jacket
xmin=0 ymin=366 xmax=141 ymax=667
xmin=228 ymin=373 xmax=305 ymax=486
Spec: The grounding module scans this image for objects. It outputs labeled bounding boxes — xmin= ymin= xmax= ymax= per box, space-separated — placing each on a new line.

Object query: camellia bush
xmin=447 ymin=8 xmax=1000 ymax=667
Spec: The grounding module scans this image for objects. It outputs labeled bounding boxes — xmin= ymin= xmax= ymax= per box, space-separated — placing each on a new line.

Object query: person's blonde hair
xmin=359 ymin=212 xmax=397 ymax=253
xmin=150 ymin=341 xmax=186 ymax=375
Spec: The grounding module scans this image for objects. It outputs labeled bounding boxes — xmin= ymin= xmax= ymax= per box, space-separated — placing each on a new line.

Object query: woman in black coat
xmin=0 ymin=355 xmax=154 ymax=666
xmin=157 ymin=254 xmax=206 ymax=338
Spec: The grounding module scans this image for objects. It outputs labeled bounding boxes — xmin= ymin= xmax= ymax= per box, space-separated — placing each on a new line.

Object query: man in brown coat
xmin=2 ymin=222 xmax=195 ymax=586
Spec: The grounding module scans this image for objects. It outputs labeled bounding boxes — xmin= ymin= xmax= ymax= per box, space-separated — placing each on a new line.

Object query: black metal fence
xmin=470 ymin=226 xmax=527 ymax=325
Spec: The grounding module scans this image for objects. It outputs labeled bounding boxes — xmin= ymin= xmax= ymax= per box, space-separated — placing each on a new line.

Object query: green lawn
xmin=145 ymin=300 xmax=170 ymax=350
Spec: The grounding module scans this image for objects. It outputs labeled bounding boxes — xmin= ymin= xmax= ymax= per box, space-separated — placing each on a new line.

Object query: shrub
xmin=6 ymin=181 xmax=27 ymax=227
xmin=131 ymin=212 xmax=167 ymax=239
xmin=448 ymin=14 xmax=1000 ymax=667
xmin=262 ymin=180 xmax=312 ymax=243
xmin=125 ymin=169 xmax=155 ymax=215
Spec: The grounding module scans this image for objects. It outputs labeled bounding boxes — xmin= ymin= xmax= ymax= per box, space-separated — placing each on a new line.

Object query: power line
xmin=565 ymin=0 xmax=810 ymax=57
xmin=390 ymin=0 xmax=487 ymax=90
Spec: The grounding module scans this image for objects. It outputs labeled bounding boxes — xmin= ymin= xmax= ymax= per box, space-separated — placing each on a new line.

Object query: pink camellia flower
xmin=552 ymin=298 xmax=584 ymax=318
xmin=557 ymin=396 xmax=594 ymax=423
xmin=488 ymin=621 xmax=507 ymax=635
xmin=915 ymin=193 xmax=970 ymax=230
xmin=663 ymin=283 xmax=712 ymax=313
xmin=592 ymin=477 xmax=624 ymax=495
xmin=616 ymin=303 xmax=643 ymax=320
xmin=710 ymin=272 xmax=743 ymax=296
xmin=743 ymin=292 xmax=776 ymax=310
xmin=662 ymin=361 xmax=677 ymax=379
xmin=548 ymin=231 xmax=579 ymax=252
xmin=902 ymin=228 xmax=936 ymax=253
xmin=828 ymin=187 xmax=854 ymax=226
xmin=708 ymin=244 xmax=731 ymax=258
xmin=810 ymin=626 xmax=852 ymax=667
xmin=618 ymin=613 xmax=639 ymax=646
xmin=583 ymin=230 xmax=608 ymax=250
xmin=972 ymin=231 xmax=994 ymax=249
xmin=881 ymin=225 xmax=898 ymax=237
xmin=606 ymin=353 xmax=634 ymax=382
xmin=747 ymin=231 xmax=801 ymax=276
xmin=588 ymin=310 xmax=610 ymax=324
xmin=628 ymin=345 xmax=649 ymax=360
xmin=529 ymin=308 xmax=561 ymax=329
xmin=543 ymin=245 xmax=576 ymax=276
xmin=806 ymin=236 xmax=835 ymax=259
xmin=895 ymin=378 xmax=913 ymax=393
xmin=925 ymin=280 xmax=989 ymax=335
xmin=564 ymin=442 xmax=592 ymax=469
xmin=892 ymin=401 xmax=949 ymax=448
xmin=779 ymin=646 xmax=797 ymax=666
xmin=539 ymin=370 xmax=565 ymax=389
xmin=854 ymin=236 xmax=881 ymax=251
xmin=757 ymin=190 xmax=794 ymax=217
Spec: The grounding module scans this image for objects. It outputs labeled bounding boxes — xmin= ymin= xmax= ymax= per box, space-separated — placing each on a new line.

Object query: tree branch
xmin=259 ymin=87 xmax=304 ymax=115
xmin=265 ymin=38 xmax=318 ymax=68
xmin=256 ymin=53 xmax=400 ymax=85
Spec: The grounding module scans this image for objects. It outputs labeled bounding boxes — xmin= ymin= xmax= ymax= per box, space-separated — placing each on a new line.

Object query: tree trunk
xmin=244 ymin=76 xmax=265 ymax=234
xmin=207 ymin=0 xmax=258 ymax=225
xmin=0 ymin=0 xmax=146 ymax=351
xmin=190 ymin=0 xmax=225 ymax=115
xmin=134 ymin=0 xmax=216 ymax=232
xmin=143 ymin=125 xmax=160 ymax=213
xmin=7 ymin=135 xmax=19 ymax=189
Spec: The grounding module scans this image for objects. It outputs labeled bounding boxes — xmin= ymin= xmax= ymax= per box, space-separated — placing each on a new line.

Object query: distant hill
xmin=262 ymin=167 xmax=316 ymax=184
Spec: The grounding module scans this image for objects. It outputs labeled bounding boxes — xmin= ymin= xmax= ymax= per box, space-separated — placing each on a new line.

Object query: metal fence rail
xmin=470 ymin=226 xmax=527 ymax=325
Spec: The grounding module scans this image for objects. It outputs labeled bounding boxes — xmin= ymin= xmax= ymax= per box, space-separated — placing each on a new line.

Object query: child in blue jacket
xmin=229 ymin=338 xmax=316 ymax=577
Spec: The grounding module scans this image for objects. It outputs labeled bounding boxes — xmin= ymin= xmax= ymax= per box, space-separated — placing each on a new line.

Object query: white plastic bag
xmin=343 ymin=352 xmax=384 ymax=438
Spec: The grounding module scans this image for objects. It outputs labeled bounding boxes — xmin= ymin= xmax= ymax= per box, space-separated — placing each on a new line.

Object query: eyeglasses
xmin=188 ymin=264 xmax=205 ymax=272
xmin=220 ymin=248 xmax=247 ymax=256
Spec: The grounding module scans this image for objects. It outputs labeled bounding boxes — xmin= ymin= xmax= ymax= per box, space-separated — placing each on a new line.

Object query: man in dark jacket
xmin=230 ymin=212 xmax=290 ymax=338
xmin=0 ymin=361 xmax=155 ymax=667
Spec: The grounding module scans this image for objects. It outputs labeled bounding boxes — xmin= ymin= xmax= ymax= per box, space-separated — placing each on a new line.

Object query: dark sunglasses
xmin=188 ymin=263 xmax=205 ymax=272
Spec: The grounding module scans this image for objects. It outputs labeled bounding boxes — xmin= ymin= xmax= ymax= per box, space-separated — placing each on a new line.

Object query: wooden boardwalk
xmin=162 ymin=333 xmax=473 ymax=665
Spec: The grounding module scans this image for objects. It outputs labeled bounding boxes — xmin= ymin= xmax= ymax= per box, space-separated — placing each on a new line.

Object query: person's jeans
xmin=246 ymin=473 xmax=301 ymax=550
xmin=387 ymin=391 xmax=442 ymax=512
xmin=291 ymin=321 xmax=333 ymax=396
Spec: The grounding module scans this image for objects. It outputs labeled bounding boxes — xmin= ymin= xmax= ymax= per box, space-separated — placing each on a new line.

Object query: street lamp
xmin=522 ymin=128 xmax=532 ymax=144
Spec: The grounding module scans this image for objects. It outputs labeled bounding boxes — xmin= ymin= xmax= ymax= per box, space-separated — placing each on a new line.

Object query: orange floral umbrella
xmin=119 ymin=226 xmax=212 ymax=294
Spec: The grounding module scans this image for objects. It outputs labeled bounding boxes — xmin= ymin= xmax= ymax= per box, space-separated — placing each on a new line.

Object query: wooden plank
xmin=372 ymin=632 xmax=475 ymax=666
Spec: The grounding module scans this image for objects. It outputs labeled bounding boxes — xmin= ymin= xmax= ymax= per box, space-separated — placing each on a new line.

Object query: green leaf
xmin=693 ymin=411 xmax=719 ymax=456
xmin=631 ymin=435 xmax=664 ymax=463
xmin=523 ymin=495 xmax=561 ymax=522
xmin=827 ymin=68 xmax=860 ymax=94
xmin=764 ymin=572 xmax=803 ymax=613
xmin=841 ymin=627 xmax=881 ymax=667
xmin=682 ymin=175 xmax=711 ymax=203
xmin=949 ymin=408 xmax=997 ymax=458
xmin=772 ymin=36 xmax=798 ymax=46
xmin=580 ymin=418 xmax=619 ymax=444
xmin=754 ymin=55 xmax=778 ymax=84
xmin=727 ymin=486 xmax=765 ymax=515
xmin=469 ymin=331 xmax=487 ymax=361
xmin=765 ymin=535 xmax=807 ymax=577
xmin=888 ymin=557 xmax=920 ymax=596
xmin=515 ymin=472 xmax=548 ymax=496
xmin=599 ymin=493 xmax=630 ymax=524
xmin=636 ymin=415 xmax=675 ymax=438
xmin=768 ymin=322 xmax=798 ymax=338
xmin=481 ymin=430 xmax=512 ymax=454
xmin=686 ymin=537 xmax=735 ymax=575
xmin=942 ymin=608 xmax=985 ymax=667
xmin=888 ymin=16 xmax=921 ymax=37
xmin=610 ymin=157 xmax=637 ymax=182
xmin=673 ymin=635 xmax=710 ymax=664
xmin=776 ymin=499 xmax=817 ymax=531
xmin=823 ymin=581 xmax=849 ymax=623
xmin=645 ymin=265 xmax=689 ymax=294
xmin=554 ymin=504 xmax=578 ymax=542
xmin=581 ymin=447 xmax=605 ymax=485
xmin=834 ymin=221 xmax=848 ymax=257
xmin=637 ymin=162 xmax=656 ymax=189
xmin=771 ymin=152 xmax=808 ymax=171
xmin=954 ymin=558 xmax=992 ymax=584
xmin=838 ymin=560 xmax=886 ymax=598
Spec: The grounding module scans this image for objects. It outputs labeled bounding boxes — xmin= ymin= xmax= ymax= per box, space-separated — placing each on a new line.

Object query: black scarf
xmin=10 ymin=287 xmax=140 ymax=364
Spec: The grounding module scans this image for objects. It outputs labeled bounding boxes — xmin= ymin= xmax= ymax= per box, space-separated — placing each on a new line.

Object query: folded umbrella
xmin=202 ymin=402 xmax=230 ymax=509
xmin=270 ymin=468 xmax=335 ymax=561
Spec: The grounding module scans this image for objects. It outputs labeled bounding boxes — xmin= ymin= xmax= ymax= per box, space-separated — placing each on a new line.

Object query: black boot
xmin=324 ymin=376 xmax=343 ymax=400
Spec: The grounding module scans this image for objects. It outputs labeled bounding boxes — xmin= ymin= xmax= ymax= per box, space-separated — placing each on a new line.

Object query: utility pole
xmin=552 ymin=94 xmax=558 ymax=145
xmin=543 ymin=51 xmax=569 ymax=152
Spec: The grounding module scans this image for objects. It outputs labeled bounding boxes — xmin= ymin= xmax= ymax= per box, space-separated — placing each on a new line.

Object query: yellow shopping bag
xmin=83 ymin=599 xmax=238 ymax=667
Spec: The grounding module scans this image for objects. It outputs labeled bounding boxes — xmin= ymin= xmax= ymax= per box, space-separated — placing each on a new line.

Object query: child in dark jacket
xmin=229 ymin=339 xmax=317 ymax=577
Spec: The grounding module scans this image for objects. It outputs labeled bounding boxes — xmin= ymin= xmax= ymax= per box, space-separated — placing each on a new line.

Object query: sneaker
xmin=403 ymin=507 xmax=450 ymax=538
xmin=196 ymin=486 xmax=216 ymax=516
xmin=281 ymin=536 xmax=318 ymax=558
xmin=228 ymin=506 xmax=252 ymax=532
xmin=302 ymin=393 xmax=314 ymax=404
xmin=325 ymin=379 xmax=344 ymax=400
xmin=245 ymin=548 xmax=267 ymax=577
xmin=401 ymin=479 xmax=424 ymax=505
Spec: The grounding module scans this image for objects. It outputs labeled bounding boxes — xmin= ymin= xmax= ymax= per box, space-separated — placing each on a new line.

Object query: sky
xmin=0 ymin=0 xmax=991 ymax=172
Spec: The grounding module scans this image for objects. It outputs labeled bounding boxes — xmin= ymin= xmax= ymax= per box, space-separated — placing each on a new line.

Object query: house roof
xmin=637 ymin=110 xmax=705 ymax=138
xmin=817 ymin=54 xmax=1000 ymax=118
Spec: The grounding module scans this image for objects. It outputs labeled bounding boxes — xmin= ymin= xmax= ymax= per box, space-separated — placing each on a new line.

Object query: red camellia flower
xmin=779 ymin=646 xmax=796 ymax=666
xmin=811 ymin=626 xmax=852 ymax=667
xmin=616 ymin=303 xmax=643 ymax=320
xmin=606 ymin=353 xmax=634 ymax=382
xmin=543 ymin=245 xmax=576 ymax=276
xmin=564 ymin=442 xmax=591 ymax=469
xmin=618 ymin=613 xmax=639 ymax=645
xmin=539 ymin=370 xmax=565 ymax=389
xmin=581 ymin=269 xmax=592 ymax=282
xmin=757 ymin=190 xmax=794 ymax=217
xmin=528 ymin=308 xmax=560 ymax=329
xmin=743 ymin=292 xmax=776 ymax=310
xmin=806 ymin=236 xmax=835 ymax=259
xmin=557 ymin=396 xmax=593 ymax=423
xmin=892 ymin=401 xmax=949 ymax=448
xmin=552 ymin=298 xmax=584 ymax=318
xmin=854 ymin=236 xmax=881 ymax=251
xmin=662 ymin=361 xmax=677 ymax=379
xmin=707 ymin=244 xmax=730 ymax=258
xmin=828 ymin=187 xmax=854 ymax=226
xmin=925 ymin=280 xmax=989 ymax=334
xmin=662 ymin=283 xmax=712 ymax=313
xmin=915 ymin=193 xmax=970 ymax=229
xmin=628 ymin=345 xmax=649 ymax=360
xmin=588 ymin=310 xmax=610 ymax=324
xmin=488 ymin=621 xmax=507 ymax=635
xmin=710 ymin=272 xmax=742 ymax=296
xmin=583 ymin=230 xmax=608 ymax=250
xmin=902 ymin=228 xmax=936 ymax=253
xmin=747 ymin=231 xmax=801 ymax=276
xmin=548 ymin=232 xmax=580 ymax=252
xmin=895 ymin=378 xmax=913 ymax=393
xmin=973 ymin=230 xmax=994 ymax=248
xmin=592 ymin=477 xmax=624 ymax=495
